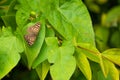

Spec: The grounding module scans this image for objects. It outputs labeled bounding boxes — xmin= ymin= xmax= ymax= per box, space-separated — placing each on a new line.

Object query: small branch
xmin=77 ymin=45 xmax=100 ymax=55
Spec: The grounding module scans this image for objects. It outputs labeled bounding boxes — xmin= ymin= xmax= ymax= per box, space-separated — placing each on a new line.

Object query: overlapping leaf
xmin=46 ymin=37 xmax=76 ymax=80
xmin=99 ymin=56 xmax=110 ymax=78
xmin=0 ymin=27 xmax=23 ymax=79
xmin=32 ymin=27 xmax=55 ymax=68
xmin=47 ymin=9 xmax=74 ymax=40
xmin=59 ymin=0 xmax=95 ymax=45
xmin=16 ymin=0 xmax=41 ymax=27
xmin=75 ymin=48 xmax=92 ymax=80
xmin=76 ymin=43 xmax=101 ymax=63
xmin=102 ymin=48 xmax=120 ymax=66
xmin=36 ymin=60 xmax=50 ymax=80
xmin=100 ymin=49 xmax=120 ymax=79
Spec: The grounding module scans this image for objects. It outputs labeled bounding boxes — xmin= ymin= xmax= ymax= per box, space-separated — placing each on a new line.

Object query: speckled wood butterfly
xmin=24 ymin=22 xmax=40 ymax=46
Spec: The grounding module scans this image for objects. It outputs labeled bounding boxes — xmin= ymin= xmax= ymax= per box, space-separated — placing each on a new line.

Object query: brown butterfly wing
xmin=27 ymin=22 xmax=40 ymax=35
xmin=24 ymin=34 xmax=37 ymax=46
xmin=24 ymin=22 xmax=40 ymax=46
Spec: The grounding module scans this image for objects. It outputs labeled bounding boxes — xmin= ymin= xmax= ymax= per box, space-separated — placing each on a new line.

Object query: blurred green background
xmin=83 ymin=0 xmax=120 ymax=52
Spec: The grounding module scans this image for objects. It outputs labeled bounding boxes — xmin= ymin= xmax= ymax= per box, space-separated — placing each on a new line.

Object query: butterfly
xmin=24 ymin=22 xmax=40 ymax=46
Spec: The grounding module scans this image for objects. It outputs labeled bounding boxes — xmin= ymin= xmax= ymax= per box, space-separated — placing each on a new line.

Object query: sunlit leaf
xmin=99 ymin=56 xmax=110 ymax=77
xmin=47 ymin=9 xmax=73 ymax=40
xmin=108 ymin=60 xmax=119 ymax=80
xmin=0 ymin=27 xmax=22 ymax=79
xmin=50 ymin=45 xmax=76 ymax=80
xmin=46 ymin=37 xmax=76 ymax=80
xmin=76 ymin=43 xmax=101 ymax=63
xmin=102 ymin=48 xmax=120 ymax=66
xmin=16 ymin=8 xmax=30 ymax=27
xmin=100 ymin=56 xmax=119 ymax=80
xmin=46 ymin=37 xmax=59 ymax=63
xmin=59 ymin=0 xmax=95 ymax=45
xmin=75 ymin=48 xmax=92 ymax=80
xmin=36 ymin=60 xmax=50 ymax=80
xmin=32 ymin=42 xmax=47 ymax=69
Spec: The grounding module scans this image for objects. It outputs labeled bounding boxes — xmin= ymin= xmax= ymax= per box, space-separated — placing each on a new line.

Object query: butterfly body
xmin=24 ymin=22 xmax=40 ymax=46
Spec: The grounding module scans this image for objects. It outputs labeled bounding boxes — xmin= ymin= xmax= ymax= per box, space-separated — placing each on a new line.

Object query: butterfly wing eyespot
xmin=24 ymin=22 xmax=40 ymax=46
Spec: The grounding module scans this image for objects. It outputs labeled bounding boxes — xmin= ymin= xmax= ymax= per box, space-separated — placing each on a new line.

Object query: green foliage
xmin=0 ymin=27 xmax=22 ymax=79
xmin=75 ymin=48 xmax=92 ymax=80
xmin=0 ymin=0 xmax=120 ymax=80
xmin=0 ymin=0 xmax=12 ymax=16
xmin=36 ymin=60 xmax=50 ymax=80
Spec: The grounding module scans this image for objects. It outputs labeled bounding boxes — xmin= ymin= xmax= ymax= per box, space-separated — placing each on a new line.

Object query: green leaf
xmin=16 ymin=0 xmax=42 ymax=27
xmin=107 ymin=60 xmax=119 ymax=80
xmin=6 ymin=0 xmax=17 ymax=15
xmin=18 ymin=0 xmax=40 ymax=11
xmin=59 ymin=0 xmax=69 ymax=6
xmin=32 ymin=42 xmax=48 ymax=69
xmin=97 ymin=70 xmax=112 ymax=80
xmin=85 ymin=0 xmax=100 ymax=13
xmin=16 ymin=0 xmax=32 ymax=10
xmin=0 ymin=29 xmax=1 ymax=36
xmin=47 ymin=9 xmax=73 ymax=40
xmin=59 ymin=0 xmax=95 ymax=45
xmin=75 ymin=48 xmax=92 ymax=80
xmin=94 ymin=26 xmax=109 ymax=51
xmin=14 ymin=28 xmax=24 ymax=53
xmin=1 ymin=0 xmax=17 ymax=29
xmin=2 ymin=15 xmax=17 ymax=31
xmin=76 ymin=43 xmax=101 ymax=63
xmin=46 ymin=37 xmax=59 ymax=63
xmin=39 ymin=0 xmax=59 ymax=16
xmin=0 ymin=27 xmax=22 ymax=79
xmin=50 ymin=45 xmax=76 ymax=80
xmin=45 ymin=25 xmax=55 ymax=37
xmin=0 ymin=26 xmax=13 ymax=36
xmin=24 ymin=22 xmax=45 ymax=68
xmin=99 ymin=56 xmax=119 ymax=80
xmin=105 ymin=6 xmax=120 ymax=26
xmin=0 ymin=0 xmax=12 ymax=16
xmin=50 ymin=52 xmax=76 ymax=80
xmin=102 ymin=48 xmax=120 ymax=66
xmin=32 ymin=27 xmax=55 ymax=68
xmin=36 ymin=60 xmax=50 ymax=80
xmin=46 ymin=38 xmax=76 ymax=80
xmin=90 ymin=62 xmax=102 ymax=80
xmin=46 ymin=0 xmax=95 ymax=45
xmin=16 ymin=8 xmax=30 ymax=27
xmin=110 ymin=31 xmax=120 ymax=48
xmin=0 ymin=37 xmax=20 ymax=79
xmin=16 ymin=0 xmax=42 ymax=12
xmin=99 ymin=56 xmax=110 ymax=77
